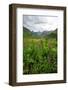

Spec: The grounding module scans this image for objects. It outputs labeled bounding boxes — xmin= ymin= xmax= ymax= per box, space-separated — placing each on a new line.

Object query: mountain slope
xmin=23 ymin=26 xmax=32 ymax=37
xmin=23 ymin=26 xmax=57 ymax=39
xmin=47 ymin=29 xmax=57 ymax=39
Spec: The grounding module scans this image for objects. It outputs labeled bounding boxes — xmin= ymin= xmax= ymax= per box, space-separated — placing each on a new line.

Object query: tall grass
xmin=23 ymin=38 xmax=57 ymax=74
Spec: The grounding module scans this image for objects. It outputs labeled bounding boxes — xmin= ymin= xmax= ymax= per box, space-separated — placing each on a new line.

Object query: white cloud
xmin=23 ymin=15 xmax=58 ymax=32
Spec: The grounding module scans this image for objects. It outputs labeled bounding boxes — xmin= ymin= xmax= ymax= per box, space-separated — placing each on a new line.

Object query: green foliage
xmin=23 ymin=27 xmax=57 ymax=74
xmin=23 ymin=38 xmax=57 ymax=74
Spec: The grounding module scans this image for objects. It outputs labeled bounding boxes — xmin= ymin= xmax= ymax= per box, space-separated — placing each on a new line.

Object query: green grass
xmin=23 ymin=38 xmax=57 ymax=74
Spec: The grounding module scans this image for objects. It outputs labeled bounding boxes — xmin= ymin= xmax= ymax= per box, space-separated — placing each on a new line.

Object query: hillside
xmin=23 ymin=26 xmax=32 ymax=37
xmin=47 ymin=29 xmax=57 ymax=39
xmin=23 ymin=26 xmax=57 ymax=39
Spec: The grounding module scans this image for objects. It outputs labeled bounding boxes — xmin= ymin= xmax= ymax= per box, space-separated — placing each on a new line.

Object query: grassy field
xmin=23 ymin=38 xmax=57 ymax=74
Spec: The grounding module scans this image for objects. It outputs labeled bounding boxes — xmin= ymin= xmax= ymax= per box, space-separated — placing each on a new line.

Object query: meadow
xmin=23 ymin=37 xmax=57 ymax=74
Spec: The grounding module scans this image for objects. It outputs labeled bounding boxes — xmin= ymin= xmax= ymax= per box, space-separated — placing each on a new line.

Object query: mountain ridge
xmin=23 ymin=26 xmax=57 ymax=38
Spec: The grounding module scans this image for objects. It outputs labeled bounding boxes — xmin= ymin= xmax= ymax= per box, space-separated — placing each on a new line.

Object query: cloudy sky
xmin=23 ymin=15 xmax=58 ymax=32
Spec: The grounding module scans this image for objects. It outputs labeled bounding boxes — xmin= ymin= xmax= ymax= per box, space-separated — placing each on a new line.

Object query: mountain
xmin=23 ymin=26 xmax=32 ymax=37
xmin=41 ymin=31 xmax=52 ymax=36
xmin=23 ymin=26 xmax=57 ymax=39
xmin=47 ymin=29 xmax=57 ymax=38
xmin=32 ymin=31 xmax=42 ymax=38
